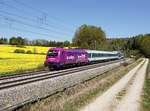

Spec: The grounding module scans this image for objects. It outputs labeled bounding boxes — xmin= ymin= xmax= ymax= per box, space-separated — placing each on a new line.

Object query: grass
xmin=141 ymin=59 xmax=150 ymax=111
xmin=0 ymin=45 xmax=49 ymax=75
xmin=17 ymin=59 xmax=141 ymax=111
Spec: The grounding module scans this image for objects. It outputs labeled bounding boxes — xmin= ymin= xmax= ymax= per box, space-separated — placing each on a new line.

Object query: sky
xmin=0 ymin=0 xmax=150 ymax=41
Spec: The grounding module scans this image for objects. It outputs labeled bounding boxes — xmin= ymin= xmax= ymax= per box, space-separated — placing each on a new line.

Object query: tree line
xmin=0 ymin=36 xmax=71 ymax=47
xmin=125 ymin=34 xmax=150 ymax=58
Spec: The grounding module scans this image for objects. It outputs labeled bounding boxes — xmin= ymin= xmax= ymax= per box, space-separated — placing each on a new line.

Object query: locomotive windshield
xmin=47 ymin=50 xmax=58 ymax=57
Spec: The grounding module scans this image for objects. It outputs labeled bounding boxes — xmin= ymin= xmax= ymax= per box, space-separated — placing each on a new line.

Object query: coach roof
xmin=86 ymin=50 xmax=118 ymax=54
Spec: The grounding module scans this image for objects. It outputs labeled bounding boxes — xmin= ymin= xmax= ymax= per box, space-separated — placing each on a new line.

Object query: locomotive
xmin=44 ymin=48 xmax=123 ymax=69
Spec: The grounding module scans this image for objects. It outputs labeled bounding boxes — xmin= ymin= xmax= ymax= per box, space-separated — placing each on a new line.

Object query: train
xmin=44 ymin=48 xmax=123 ymax=69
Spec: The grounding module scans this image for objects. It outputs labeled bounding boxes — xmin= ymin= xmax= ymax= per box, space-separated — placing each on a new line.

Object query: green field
xmin=0 ymin=45 xmax=49 ymax=75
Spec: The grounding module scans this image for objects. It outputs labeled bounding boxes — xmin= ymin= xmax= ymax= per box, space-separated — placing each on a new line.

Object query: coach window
xmin=88 ymin=53 xmax=91 ymax=58
xmin=92 ymin=53 xmax=94 ymax=57
xmin=93 ymin=53 xmax=96 ymax=57
xmin=96 ymin=53 xmax=98 ymax=57
xmin=96 ymin=54 xmax=98 ymax=57
xmin=98 ymin=54 xmax=100 ymax=57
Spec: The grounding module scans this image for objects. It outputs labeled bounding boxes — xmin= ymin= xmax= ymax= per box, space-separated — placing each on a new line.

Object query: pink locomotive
xmin=44 ymin=48 xmax=88 ymax=69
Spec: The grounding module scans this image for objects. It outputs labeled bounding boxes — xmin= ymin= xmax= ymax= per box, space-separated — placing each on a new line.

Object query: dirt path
xmin=115 ymin=59 xmax=149 ymax=111
xmin=80 ymin=59 xmax=148 ymax=111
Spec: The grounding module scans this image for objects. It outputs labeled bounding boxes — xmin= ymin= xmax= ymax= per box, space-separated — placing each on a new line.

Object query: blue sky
xmin=0 ymin=0 xmax=150 ymax=41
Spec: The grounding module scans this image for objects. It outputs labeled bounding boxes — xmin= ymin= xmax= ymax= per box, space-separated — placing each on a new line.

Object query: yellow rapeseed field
xmin=0 ymin=45 xmax=50 ymax=75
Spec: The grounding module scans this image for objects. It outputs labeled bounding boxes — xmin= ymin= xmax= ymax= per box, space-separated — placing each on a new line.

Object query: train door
xmin=60 ymin=51 xmax=65 ymax=66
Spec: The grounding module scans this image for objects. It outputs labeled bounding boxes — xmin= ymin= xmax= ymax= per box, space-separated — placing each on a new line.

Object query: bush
xmin=122 ymin=62 xmax=129 ymax=67
xmin=16 ymin=45 xmax=26 ymax=48
xmin=26 ymin=50 xmax=33 ymax=54
xmin=38 ymin=52 xmax=46 ymax=55
xmin=14 ymin=49 xmax=25 ymax=53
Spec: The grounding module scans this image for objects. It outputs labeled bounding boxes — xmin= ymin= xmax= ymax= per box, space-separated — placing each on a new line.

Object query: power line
xmin=0 ymin=1 xmax=73 ymax=31
xmin=0 ymin=22 xmax=64 ymax=41
xmin=13 ymin=0 xmax=48 ymax=26
xmin=0 ymin=10 xmax=35 ymax=23
xmin=13 ymin=0 xmax=46 ymax=15
xmin=12 ymin=0 xmax=76 ymax=29
xmin=0 ymin=10 xmax=72 ymax=34
xmin=0 ymin=13 xmax=71 ymax=38
xmin=0 ymin=1 xmax=35 ymax=16
xmin=1 ymin=0 xmax=75 ymax=29
xmin=0 ymin=9 xmax=73 ymax=33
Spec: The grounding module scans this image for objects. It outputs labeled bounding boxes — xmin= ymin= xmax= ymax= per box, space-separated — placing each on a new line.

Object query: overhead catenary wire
xmin=0 ymin=22 xmax=63 ymax=41
xmin=12 ymin=0 xmax=76 ymax=29
xmin=13 ymin=0 xmax=47 ymax=16
xmin=0 ymin=14 xmax=70 ymax=37
xmin=0 ymin=0 xmax=75 ymax=30
xmin=0 ymin=2 xmax=73 ymax=33
xmin=0 ymin=9 xmax=47 ymax=26
xmin=0 ymin=10 xmax=36 ymax=23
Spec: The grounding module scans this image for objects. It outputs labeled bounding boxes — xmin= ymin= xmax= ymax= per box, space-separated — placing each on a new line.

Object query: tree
xmin=0 ymin=37 xmax=8 ymax=44
xmin=63 ymin=40 xmax=70 ymax=47
xmin=48 ymin=40 xmax=56 ymax=47
xmin=9 ymin=37 xmax=17 ymax=45
xmin=9 ymin=36 xmax=25 ymax=45
xmin=32 ymin=39 xmax=49 ymax=46
xmin=124 ymin=34 xmax=150 ymax=57
xmin=72 ymin=24 xmax=106 ymax=49
xmin=24 ymin=38 xmax=30 ymax=45
xmin=17 ymin=36 xmax=25 ymax=45
xmin=139 ymin=35 xmax=150 ymax=57
xmin=108 ymin=38 xmax=128 ymax=51
xmin=56 ymin=41 xmax=64 ymax=47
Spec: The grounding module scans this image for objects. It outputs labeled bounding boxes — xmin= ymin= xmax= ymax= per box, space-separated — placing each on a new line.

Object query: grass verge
xmin=17 ymin=59 xmax=141 ymax=111
xmin=141 ymin=59 xmax=150 ymax=111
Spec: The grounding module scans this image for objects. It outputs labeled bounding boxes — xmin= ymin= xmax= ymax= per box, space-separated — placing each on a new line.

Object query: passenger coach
xmin=87 ymin=50 xmax=119 ymax=62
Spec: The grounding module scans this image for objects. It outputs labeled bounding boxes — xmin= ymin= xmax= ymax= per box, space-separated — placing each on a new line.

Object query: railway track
xmin=0 ymin=60 xmax=123 ymax=90
xmin=0 ymin=70 xmax=49 ymax=80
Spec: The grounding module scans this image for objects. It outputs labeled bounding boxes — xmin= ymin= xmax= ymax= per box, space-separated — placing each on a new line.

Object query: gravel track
xmin=80 ymin=59 xmax=146 ymax=111
xmin=115 ymin=59 xmax=149 ymax=111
